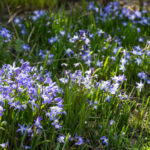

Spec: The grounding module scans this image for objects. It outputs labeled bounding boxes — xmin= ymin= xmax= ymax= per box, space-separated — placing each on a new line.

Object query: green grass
xmin=4 ymin=0 xmax=58 ymax=9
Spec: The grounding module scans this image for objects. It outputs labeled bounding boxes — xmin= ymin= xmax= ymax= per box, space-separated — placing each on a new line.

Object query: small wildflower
xmin=75 ymin=135 xmax=84 ymax=145
xmin=66 ymin=48 xmax=74 ymax=57
xmin=110 ymin=119 xmax=115 ymax=125
xmin=0 ymin=106 xmax=5 ymax=116
xmin=17 ymin=124 xmax=27 ymax=135
xmin=136 ymin=81 xmax=144 ymax=92
xmin=57 ymin=135 xmax=65 ymax=143
xmin=34 ymin=117 xmax=43 ymax=129
xmin=48 ymin=37 xmax=57 ymax=44
xmin=100 ymin=136 xmax=108 ymax=146
xmin=14 ymin=17 xmax=21 ymax=24
xmin=22 ymin=44 xmax=30 ymax=51
xmin=0 ymin=142 xmax=8 ymax=149
xmin=96 ymin=60 xmax=103 ymax=67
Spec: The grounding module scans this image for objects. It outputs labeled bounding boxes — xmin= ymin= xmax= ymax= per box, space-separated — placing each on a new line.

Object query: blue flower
xmin=105 ymin=95 xmax=112 ymax=102
xmin=138 ymin=72 xmax=147 ymax=80
xmin=17 ymin=124 xmax=28 ymax=135
xmin=88 ymin=2 xmax=95 ymax=10
xmin=34 ymin=117 xmax=43 ymax=129
xmin=134 ymin=10 xmax=142 ymax=18
xmin=57 ymin=135 xmax=66 ymax=143
xmin=31 ymin=10 xmax=45 ymax=21
xmin=0 ymin=105 xmax=5 ymax=116
xmin=0 ymin=27 xmax=12 ymax=40
xmin=66 ymin=48 xmax=74 ymax=57
xmin=0 ymin=142 xmax=8 ymax=148
xmin=22 ymin=44 xmax=30 ymax=51
xmin=147 ymin=80 xmax=150 ymax=84
xmin=14 ymin=17 xmax=21 ymax=24
xmin=135 ymin=58 xmax=142 ymax=66
xmin=0 ymin=28 xmax=9 ymax=37
xmin=48 ymin=37 xmax=57 ymax=44
xmin=75 ymin=134 xmax=84 ymax=145
xmin=100 ymin=136 xmax=108 ymax=146
xmin=60 ymin=31 xmax=66 ymax=36
xmin=110 ymin=119 xmax=115 ymax=125
xmin=21 ymin=29 xmax=27 ymax=35
xmin=136 ymin=81 xmax=144 ymax=92
xmin=138 ymin=37 xmax=144 ymax=42
xmin=28 ymin=99 xmax=39 ymax=110
xmin=96 ymin=60 xmax=103 ymax=67
xmin=146 ymin=50 xmax=150 ymax=56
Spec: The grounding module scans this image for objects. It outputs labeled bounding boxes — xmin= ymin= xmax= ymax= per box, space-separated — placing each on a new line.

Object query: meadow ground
xmin=0 ymin=0 xmax=150 ymax=149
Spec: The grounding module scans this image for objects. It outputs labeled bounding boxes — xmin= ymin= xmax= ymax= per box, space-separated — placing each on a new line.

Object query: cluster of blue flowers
xmin=0 ymin=27 xmax=12 ymax=42
xmin=0 ymin=61 xmax=66 ymax=148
